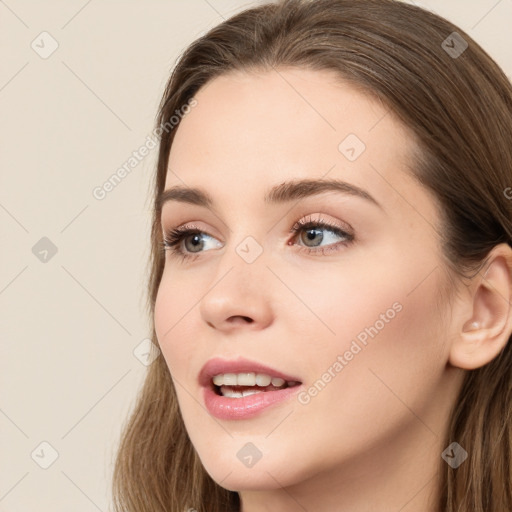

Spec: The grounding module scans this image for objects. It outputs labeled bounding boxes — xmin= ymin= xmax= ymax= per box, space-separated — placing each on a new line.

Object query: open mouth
xmin=212 ymin=373 xmax=301 ymax=398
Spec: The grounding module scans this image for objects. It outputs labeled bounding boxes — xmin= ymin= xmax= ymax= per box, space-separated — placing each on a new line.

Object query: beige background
xmin=1 ymin=1 xmax=511 ymax=510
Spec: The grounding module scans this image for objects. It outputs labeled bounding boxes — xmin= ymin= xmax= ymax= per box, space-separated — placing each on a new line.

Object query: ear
xmin=449 ymin=243 xmax=512 ymax=370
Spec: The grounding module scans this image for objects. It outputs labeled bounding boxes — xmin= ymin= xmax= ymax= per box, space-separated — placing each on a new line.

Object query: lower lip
xmin=203 ymin=384 xmax=302 ymax=420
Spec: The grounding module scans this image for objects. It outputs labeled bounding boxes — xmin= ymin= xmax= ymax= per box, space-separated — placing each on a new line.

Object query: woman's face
xmin=154 ymin=68 xmax=463 ymax=505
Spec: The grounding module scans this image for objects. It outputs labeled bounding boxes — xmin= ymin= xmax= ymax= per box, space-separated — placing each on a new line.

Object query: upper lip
xmin=198 ymin=357 xmax=302 ymax=388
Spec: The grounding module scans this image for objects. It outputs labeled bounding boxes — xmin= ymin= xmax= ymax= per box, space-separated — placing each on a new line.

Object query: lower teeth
xmin=219 ymin=385 xmax=285 ymax=398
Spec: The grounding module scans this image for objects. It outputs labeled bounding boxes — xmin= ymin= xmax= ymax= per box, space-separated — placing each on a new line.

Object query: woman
xmin=112 ymin=1 xmax=512 ymax=510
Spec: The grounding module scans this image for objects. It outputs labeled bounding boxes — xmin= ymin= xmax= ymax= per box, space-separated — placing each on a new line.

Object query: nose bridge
xmin=217 ymin=231 xmax=268 ymax=294
xmin=216 ymin=210 xmax=270 ymax=272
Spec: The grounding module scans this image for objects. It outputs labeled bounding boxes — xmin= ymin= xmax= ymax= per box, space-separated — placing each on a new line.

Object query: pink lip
xmin=199 ymin=356 xmax=303 ymax=420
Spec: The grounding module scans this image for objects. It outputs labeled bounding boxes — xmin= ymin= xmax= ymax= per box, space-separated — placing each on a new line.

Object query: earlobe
xmin=448 ymin=243 xmax=512 ymax=370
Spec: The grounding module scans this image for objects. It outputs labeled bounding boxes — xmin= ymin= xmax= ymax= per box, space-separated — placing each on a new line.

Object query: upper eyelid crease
xmin=157 ymin=178 xmax=383 ymax=212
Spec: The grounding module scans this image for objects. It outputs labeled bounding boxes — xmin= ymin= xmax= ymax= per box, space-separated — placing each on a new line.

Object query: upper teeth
xmin=212 ymin=372 xmax=296 ymax=387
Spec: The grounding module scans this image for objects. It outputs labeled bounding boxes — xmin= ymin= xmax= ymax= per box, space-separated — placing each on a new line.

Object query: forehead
xmin=164 ymin=67 xmax=430 ymax=221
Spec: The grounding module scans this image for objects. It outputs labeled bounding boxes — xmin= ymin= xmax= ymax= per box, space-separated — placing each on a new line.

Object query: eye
xmin=288 ymin=214 xmax=354 ymax=257
xmin=161 ymin=215 xmax=354 ymax=262
xmin=161 ymin=223 xmax=222 ymax=263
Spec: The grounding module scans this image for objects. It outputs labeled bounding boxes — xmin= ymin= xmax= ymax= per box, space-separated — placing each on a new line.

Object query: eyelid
xmin=161 ymin=220 xmax=219 ymax=240
xmin=289 ymin=213 xmax=353 ymax=237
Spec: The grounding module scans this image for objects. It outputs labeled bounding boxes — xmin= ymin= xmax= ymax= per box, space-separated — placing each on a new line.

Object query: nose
xmin=199 ymin=249 xmax=274 ymax=333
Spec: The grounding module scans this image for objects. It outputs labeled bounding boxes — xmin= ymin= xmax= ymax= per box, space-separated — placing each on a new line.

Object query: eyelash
xmin=161 ymin=214 xmax=354 ymax=263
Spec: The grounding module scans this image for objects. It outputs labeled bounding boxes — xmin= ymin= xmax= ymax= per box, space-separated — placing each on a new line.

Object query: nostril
xmin=229 ymin=316 xmax=253 ymax=324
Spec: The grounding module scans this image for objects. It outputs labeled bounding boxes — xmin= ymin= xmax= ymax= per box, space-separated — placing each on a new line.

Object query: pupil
xmin=304 ymin=228 xmax=323 ymax=246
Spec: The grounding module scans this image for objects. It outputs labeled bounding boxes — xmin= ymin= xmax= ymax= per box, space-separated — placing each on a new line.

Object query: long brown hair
xmin=111 ymin=1 xmax=512 ymax=510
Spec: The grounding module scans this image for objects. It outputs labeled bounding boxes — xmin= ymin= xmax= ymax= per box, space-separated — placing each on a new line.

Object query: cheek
xmin=298 ymin=263 xmax=446 ymax=444
xmin=153 ymin=272 xmax=199 ymax=376
xmin=319 ymin=245 xmax=447 ymax=369
xmin=279 ymin=256 xmax=410 ymax=366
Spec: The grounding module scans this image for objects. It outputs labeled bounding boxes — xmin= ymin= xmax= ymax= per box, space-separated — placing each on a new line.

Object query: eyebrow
xmin=157 ymin=178 xmax=383 ymax=211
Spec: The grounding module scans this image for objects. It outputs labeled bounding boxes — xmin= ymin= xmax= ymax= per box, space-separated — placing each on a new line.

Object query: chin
xmin=196 ymin=445 xmax=306 ymax=492
xmin=205 ymin=465 xmax=295 ymax=492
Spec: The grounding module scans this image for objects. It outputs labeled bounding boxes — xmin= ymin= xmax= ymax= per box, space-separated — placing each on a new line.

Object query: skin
xmin=154 ymin=67 xmax=512 ymax=512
